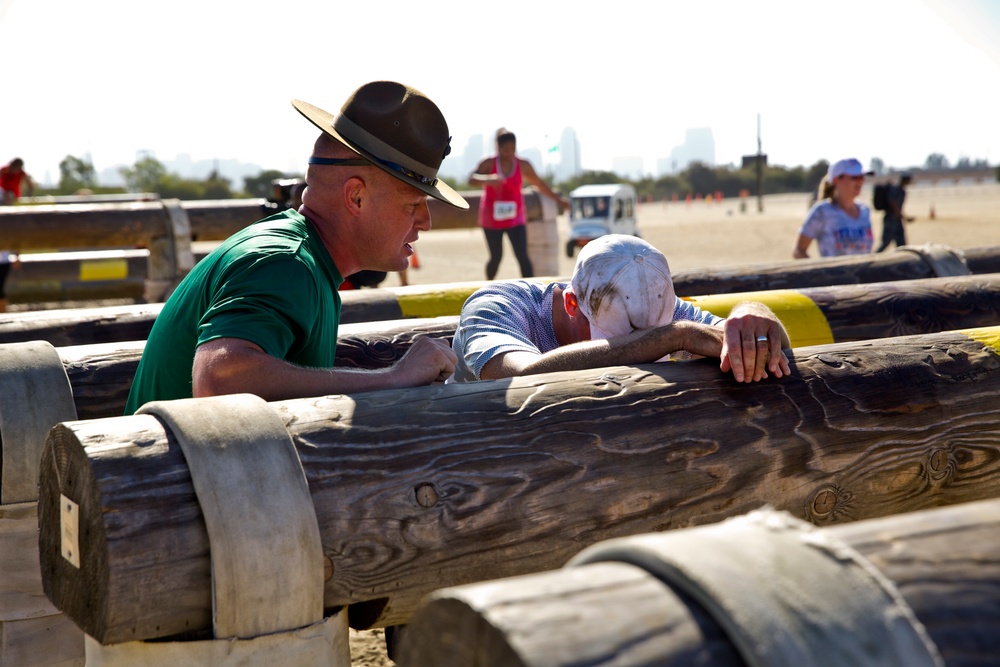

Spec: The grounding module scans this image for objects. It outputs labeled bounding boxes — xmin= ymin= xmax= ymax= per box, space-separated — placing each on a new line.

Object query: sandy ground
xmin=351 ymin=182 xmax=1000 ymax=664
xmin=394 ymin=182 xmax=1000 ymax=287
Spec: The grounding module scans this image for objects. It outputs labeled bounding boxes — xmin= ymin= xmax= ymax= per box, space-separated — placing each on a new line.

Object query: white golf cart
xmin=565 ymin=183 xmax=639 ymax=257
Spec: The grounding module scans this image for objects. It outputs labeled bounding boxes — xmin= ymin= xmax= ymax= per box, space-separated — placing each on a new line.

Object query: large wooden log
xmin=397 ymin=498 xmax=1000 ymax=667
xmin=4 ymin=256 xmax=1000 ymax=347
xmin=37 ymin=327 xmax=1000 ymax=643
xmin=52 ymin=318 xmax=455 ymax=421
xmin=0 ymin=200 xmax=274 ymax=249
xmin=15 ymin=272 xmax=1000 ymax=421
xmin=6 ymin=248 xmax=211 ymax=305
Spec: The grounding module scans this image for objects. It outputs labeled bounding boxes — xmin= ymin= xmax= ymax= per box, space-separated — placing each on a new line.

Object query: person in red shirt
xmin=0 ymin=158 xmax=35 ymax=204
xmin=469 ymin=128 xmax=569 ymax=280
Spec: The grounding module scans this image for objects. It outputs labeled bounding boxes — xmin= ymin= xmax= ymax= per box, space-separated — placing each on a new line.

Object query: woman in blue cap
xmin=792 ymin=158 xmax=874 ymax=258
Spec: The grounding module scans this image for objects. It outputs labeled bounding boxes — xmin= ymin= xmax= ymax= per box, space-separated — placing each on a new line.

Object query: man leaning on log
xmin=124 ymin=81 xmax=467 ymax=413
xmin=451 ymin=234 xmax=791 ymax=383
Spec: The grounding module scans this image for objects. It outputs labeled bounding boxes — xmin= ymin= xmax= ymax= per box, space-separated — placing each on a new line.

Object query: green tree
xmin=59 ymin=155 xmax=97 ymax=194
xmin=203 ymin=170 xmax=233 ymax=200
xmin=243 ymin=169 xmax=288 ymax=198
xmin=558 ymin=170 xmax=624 ymax=192
xmin=120 ymin=156 xmax=167 ymax=193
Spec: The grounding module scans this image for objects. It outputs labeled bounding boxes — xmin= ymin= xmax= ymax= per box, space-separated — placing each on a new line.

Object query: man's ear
xmin=345 ymin=178 xmax=364 ymax=214
xmin=564 ymin=288 xmax=580 ymax=317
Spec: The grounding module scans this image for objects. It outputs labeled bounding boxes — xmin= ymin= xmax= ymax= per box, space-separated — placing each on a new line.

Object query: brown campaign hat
xmin=293 ymin=81 xmax=468 ymax=209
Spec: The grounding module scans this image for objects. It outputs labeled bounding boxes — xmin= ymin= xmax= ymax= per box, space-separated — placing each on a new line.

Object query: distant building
xmin=612 ymin=156 xmax=645 ymax=180
xmin=439 ymin=133 xmax=485 ymax=181
xmin=551 ymin=127 xmax=581 ymax=183
xmin=659 ymin=128 xmax=715 ymax=175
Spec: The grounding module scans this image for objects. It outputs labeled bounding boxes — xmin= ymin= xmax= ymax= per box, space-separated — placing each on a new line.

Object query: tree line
xmin=45 ymin=155 xmax=300 ymax=201
xmin=41 ymin=153 xmax=998 ymax=203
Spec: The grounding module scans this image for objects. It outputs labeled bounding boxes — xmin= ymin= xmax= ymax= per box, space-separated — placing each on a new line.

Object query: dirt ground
xmin=393 ymin=181 xmax=1000 ymax=287
xmin=350 ymin=181 xmax=1000 ymax=665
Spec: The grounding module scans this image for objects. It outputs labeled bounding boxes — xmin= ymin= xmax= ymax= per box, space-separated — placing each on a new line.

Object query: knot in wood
xmin=927 ymin=447 xmax=954 ymax=481
xmin=808 ymin=484 xmax=850 ymax=521
xmin=415 ymin=483 xmax=439 ymax=508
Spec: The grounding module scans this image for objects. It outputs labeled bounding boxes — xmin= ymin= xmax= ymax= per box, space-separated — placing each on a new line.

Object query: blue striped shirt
xmin=451 ymin=280 xmax=722 ymax=382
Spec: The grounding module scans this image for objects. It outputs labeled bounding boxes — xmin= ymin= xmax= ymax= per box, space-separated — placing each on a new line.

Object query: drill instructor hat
xmin=293 ymin=81 xmax=468 ymax=209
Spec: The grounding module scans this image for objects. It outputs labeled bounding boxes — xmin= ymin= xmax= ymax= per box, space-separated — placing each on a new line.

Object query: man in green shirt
xmin=125 ymin=81 xmax=468 ymax=413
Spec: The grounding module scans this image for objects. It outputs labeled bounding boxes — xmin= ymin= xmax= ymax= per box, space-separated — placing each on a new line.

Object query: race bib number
xmin=493 ymin=201 xmax=517 ymax=221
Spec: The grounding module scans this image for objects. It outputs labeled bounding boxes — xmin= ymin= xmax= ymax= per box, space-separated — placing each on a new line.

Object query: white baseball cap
xmin=570 ymin=234 xmax=676 ymax=340
xmin=826 ymin=158 xmax=874 ymax=184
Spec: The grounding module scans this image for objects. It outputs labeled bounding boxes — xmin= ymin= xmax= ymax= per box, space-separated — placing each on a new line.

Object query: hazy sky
xmin=2 ymin=0 xmax=998 ymax=185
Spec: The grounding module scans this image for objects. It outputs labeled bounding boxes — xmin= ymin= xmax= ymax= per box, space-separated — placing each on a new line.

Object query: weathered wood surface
xmin=0 ymin=200 xmax=275 ymax=249
xmin=0 ymin=303 xmax=165 ymax=347
xmin=0 ymin=191 xmax=518 ymax=253
xmin=53 ymin=318 xmax=455 ymax=420
xmin=6 ymin=248 xmax=211 ymax=305
xmin=397 ymin=498 xmax=1000 ymax=667
xmin=15 ymin=273 xmax=1000 ymax=422
xmin=5 ymin=264 xmax=1000 ymax=347
xmin=37 ymin=328 xmax=1000 ymax=643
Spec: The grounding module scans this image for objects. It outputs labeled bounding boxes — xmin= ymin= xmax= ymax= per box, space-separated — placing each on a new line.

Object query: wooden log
xmin=36 ymin=327 xmax=1000 ymax=643
xmin=6 ymin=248 xmax=211 ymax=305
xmin=0 ymin=191 xmax=521 ymax=253
xmin=397 ymin=498 xmax=1000 ymax=667
xmin=8 ymin=272 xmax=1000 ymax=422
xmin=53 ymin=318 xmax=456 ymax=421
xmin=6 ymin=270 xmax=1000 ymax=349
xmin=0 ymin=200 xmax=275 ymax=250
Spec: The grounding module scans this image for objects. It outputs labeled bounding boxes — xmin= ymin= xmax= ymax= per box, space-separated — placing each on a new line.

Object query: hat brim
xmin=292 ymin=99 xmax=469 ymax=210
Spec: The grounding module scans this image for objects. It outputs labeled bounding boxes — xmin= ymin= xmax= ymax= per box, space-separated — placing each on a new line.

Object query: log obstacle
xmin=55 ymin=318 xmax=455 ymax=421
xmin=6 ymin=247 xmax=210 ymax=305
xmin=0 ymin=342 xmax=84 ymax=665
xmin=0 ymin=189 xmax=558 ymax=303
xmin=0 ymin=269 xmax=999 ymax=485
xmin=2 ymin=249 xmax=999 ymax=347
xmin=3 ymin=272 xmax=1000 ymax=420
xmin=0 ymin=320 xmax=450 ymax=664
xmin=36 ymin=326 xmax=1000 ymax=643
xmin=0 ymin=199 xmax=273 ymax=302
xmin=3 ymin=270 xmax=1000 ymax=349
xmin=397 ymin=499 xmax=1000 ymax=666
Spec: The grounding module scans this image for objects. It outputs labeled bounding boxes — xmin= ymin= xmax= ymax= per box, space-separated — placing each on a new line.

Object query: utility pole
xmin=756 ymin=113 xmax=764 ymax=213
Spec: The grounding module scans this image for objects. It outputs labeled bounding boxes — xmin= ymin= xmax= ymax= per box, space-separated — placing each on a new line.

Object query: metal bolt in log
xmin=36 ymin=327 xmax=1000 ymax=643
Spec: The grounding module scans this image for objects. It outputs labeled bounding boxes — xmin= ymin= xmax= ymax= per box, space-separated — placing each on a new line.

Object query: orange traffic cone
xmin=410 ymin=250 xmax=421 ymax=269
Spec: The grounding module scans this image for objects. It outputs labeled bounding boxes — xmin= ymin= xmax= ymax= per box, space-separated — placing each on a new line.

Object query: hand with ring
xmin=719 ymin=303 xmax=792 ymax=383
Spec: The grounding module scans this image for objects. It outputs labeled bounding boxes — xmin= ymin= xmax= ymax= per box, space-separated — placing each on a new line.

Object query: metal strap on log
xmin=86 ymin=394 xmax=348 ymax=665
xmin=569 ymin=508 xmax=942 ymax=667
xmin=0 ymin=341 xmax=78 ymax=503
xmin=0 ymin=341 xmax=83 ymax=665
xmin=895 ymin=242 xmax=970 ymax=277
xmin=35 ymin=326 xmax=1000 ymax=642
xmin=143 ymin=199 xmax=197 ymax=302
xmin=397 ymin=499 xmax=1000 ymax=666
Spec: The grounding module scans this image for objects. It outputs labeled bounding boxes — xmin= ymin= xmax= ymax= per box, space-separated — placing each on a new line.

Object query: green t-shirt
xmin=125 ymin=209 xmax=343 ymax=414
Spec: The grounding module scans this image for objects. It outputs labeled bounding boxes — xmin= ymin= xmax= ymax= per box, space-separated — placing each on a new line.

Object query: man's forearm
xmin=514 ymin=321 xmax=715 ymax=377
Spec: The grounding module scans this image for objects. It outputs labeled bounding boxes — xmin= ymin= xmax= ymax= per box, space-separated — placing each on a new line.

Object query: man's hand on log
xmin=393 ymin=336 xmax=458 ymax=385
xmin=719 ymin=302 xmax=791 ymax=383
